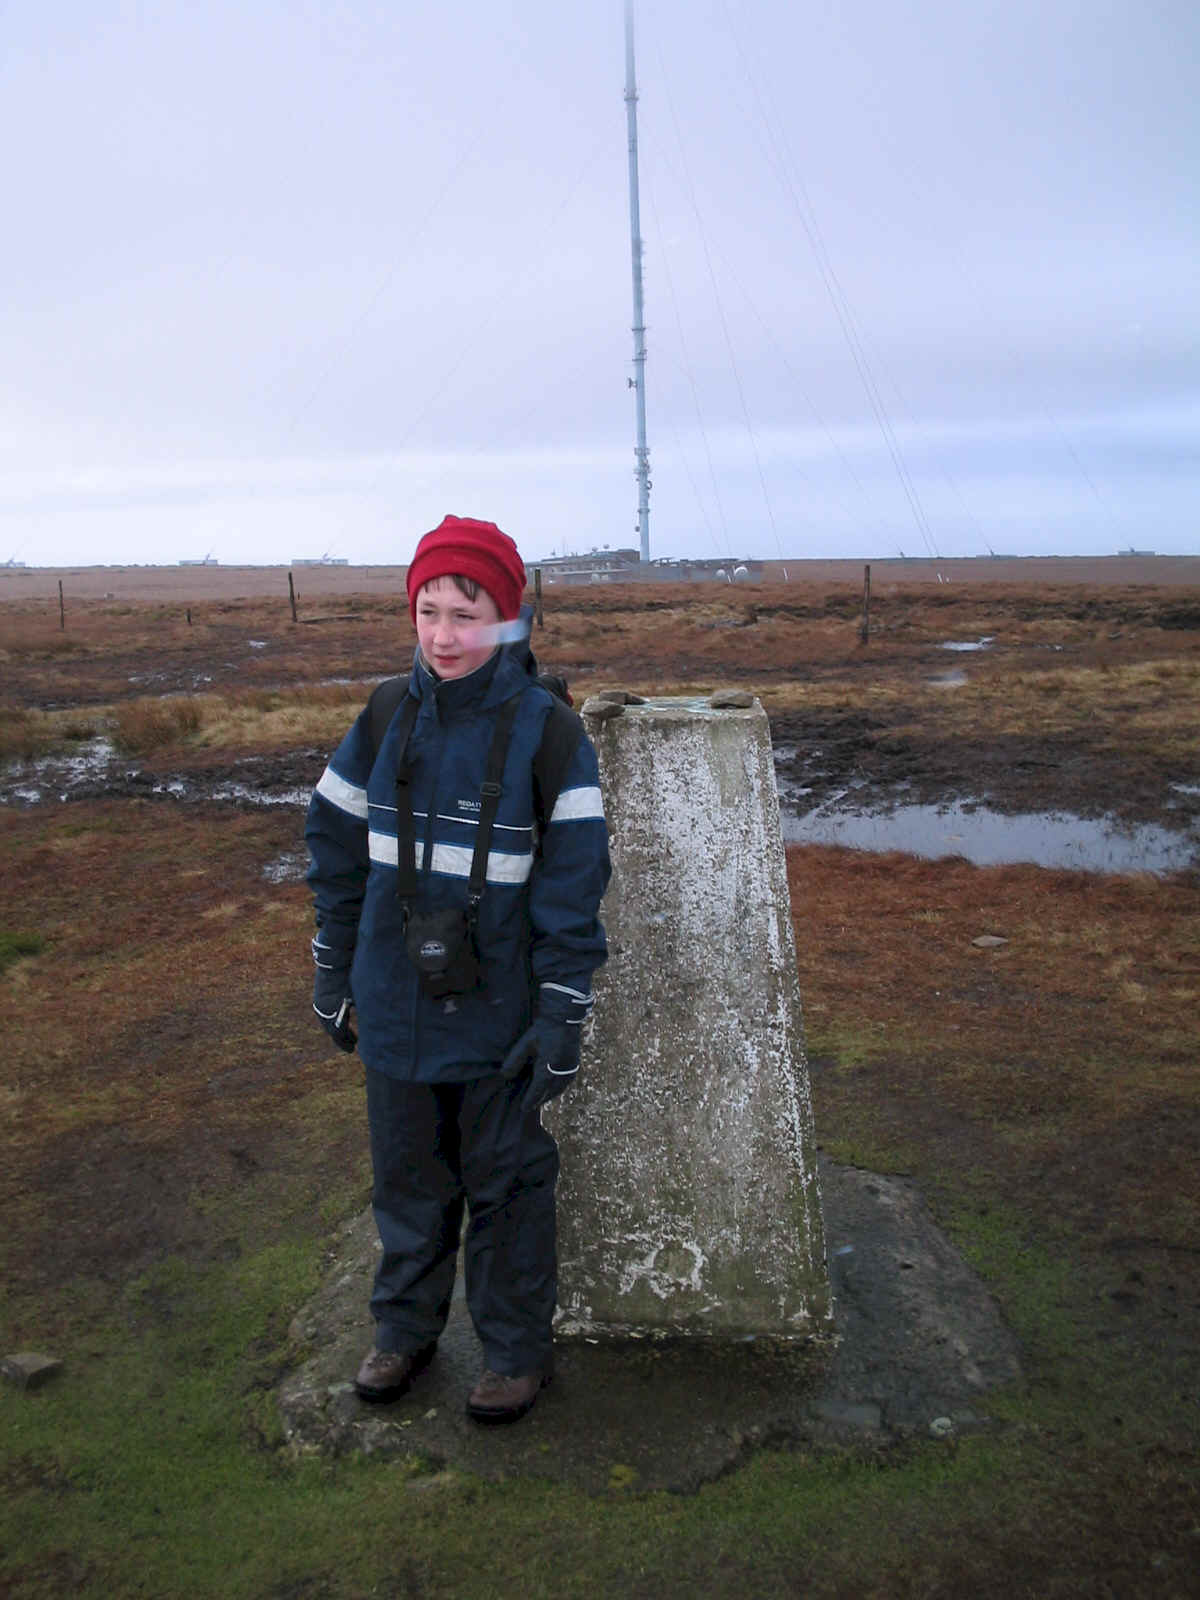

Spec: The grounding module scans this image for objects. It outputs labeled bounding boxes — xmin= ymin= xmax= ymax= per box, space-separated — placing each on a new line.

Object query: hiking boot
xmin=466 ymin=1365 xmax=552 ymax=1425
xmin=354 ymin=1343 xmax=436 ymax=1403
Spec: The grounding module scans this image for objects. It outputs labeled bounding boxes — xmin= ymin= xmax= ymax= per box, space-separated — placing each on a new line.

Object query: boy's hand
xmin=312 ymin=934 xmax=357 ymax=1053
xmin=500 ymin=1019 xmax=581 ymax=1112
xmin=500 ymin=983 xmax=593 ymax=1112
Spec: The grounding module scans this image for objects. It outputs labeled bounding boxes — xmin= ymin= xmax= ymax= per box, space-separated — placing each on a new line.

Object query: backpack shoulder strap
xmin=366 ymin=676 xmax=408 ymax=755
xmin=532 ymin=695 xmax=585 ymax=834
xmin=466 ymin=692 xmax=524 ymax=919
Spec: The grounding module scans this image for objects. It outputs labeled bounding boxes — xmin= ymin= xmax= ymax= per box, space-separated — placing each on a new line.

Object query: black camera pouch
xmin=404 ymin=907 xmax=480 ymax=999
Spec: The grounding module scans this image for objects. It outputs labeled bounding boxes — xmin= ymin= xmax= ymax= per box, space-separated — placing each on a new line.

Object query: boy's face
xmin=415 ymin=577 xmax=503 ymax=680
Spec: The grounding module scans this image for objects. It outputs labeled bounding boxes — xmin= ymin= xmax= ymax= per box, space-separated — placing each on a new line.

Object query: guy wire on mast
xmin=624 ymin=0 xmax=651 ymax=562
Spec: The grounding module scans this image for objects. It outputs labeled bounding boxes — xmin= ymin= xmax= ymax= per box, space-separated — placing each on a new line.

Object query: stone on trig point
xmin=550 ymin=695 xmax=830 ymax=1339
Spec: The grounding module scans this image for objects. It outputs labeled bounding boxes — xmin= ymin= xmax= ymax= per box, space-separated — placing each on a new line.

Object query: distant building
xmin=642 ymin=556 xmax=764 ymax=582
xmin=294 ymin=556 xmax=349 ymax=566
xmin=532 ymin=549 xmax=764 ymax=584
xmin=179 ymin=556 xmax=219 ymax=566
xmin=534 ymin=548 xmax=640 ymax=583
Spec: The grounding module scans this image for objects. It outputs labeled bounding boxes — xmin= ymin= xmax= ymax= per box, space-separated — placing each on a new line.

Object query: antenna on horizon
xmin=624 ymin=0 xmax=651 ymax=563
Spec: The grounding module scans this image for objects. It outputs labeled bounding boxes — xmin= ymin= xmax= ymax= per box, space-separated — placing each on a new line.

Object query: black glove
xmin=500 ymin=983 xmax=592 ymax=1113
xmin=312 ymin=932 xmax=357 ymax=1053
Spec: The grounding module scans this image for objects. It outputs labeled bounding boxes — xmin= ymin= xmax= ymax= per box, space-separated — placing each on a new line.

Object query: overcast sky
xmin=2 ymin=0 xmax=1196 ymax=568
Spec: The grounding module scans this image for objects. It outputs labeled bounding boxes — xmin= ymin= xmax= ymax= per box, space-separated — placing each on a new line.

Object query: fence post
xmin=59 ymin=579 xmax=65 ymax=631
xmin=534 ymin=567 xmax=544 ymax=628
xmin=859 ymin=564 xmax=871 ymax=643
xmin=288 ymin=571 xmax=298 ymax=623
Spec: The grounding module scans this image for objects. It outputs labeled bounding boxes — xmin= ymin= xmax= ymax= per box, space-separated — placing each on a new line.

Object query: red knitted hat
xmin=406 ymin=515 xmax=526 ymax=622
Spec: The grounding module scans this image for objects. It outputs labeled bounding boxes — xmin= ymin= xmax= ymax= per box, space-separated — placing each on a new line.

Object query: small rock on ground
xmin=2 ymin=1353 xmax=64 ymax=1391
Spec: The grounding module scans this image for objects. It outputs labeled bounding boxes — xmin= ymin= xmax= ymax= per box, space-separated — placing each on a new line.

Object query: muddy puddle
xmin=4 ymin=738 xmax=120 ymax=805
xmin=0 ymin=740 xmax=317 ymax=812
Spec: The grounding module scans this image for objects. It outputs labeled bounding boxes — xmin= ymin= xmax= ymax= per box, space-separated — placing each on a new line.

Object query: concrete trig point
xmin=550 ymin=694 xmax=830 ymax=1339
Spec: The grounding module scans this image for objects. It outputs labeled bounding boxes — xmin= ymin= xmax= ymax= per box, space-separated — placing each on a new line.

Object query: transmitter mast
xmin=624 ymin=0 xmax=651 ymax=561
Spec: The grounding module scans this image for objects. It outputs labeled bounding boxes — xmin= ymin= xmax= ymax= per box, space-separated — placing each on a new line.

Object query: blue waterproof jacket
xmin=305 ymin=638 xmax=610 ymax=1082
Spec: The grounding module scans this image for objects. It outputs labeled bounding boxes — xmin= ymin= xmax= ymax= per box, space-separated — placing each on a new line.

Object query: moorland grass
xmin=2 ymin=808 xmax=1196 ymax=1596
xmin=0 ymin=704 xmax=38 ymax=761
xmin=2 ymin=582 xmax=1198 ymax=1596
xmin=112 ymin=696 xmax=204 ymax=755
xmin=0 ymin=704 xmax=110 ymax=761
xmin=4 ymin=581 xmax=1198 ymax=777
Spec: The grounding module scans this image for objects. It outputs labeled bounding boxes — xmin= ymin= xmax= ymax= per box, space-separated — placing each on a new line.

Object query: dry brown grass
xmin=0 ymin=704 xmax=40 ymax=761
xmin=789 ymin=845 xmax=1200 ymax=1245
xmin=0 ymin=802 xmax=315 ymax=1170
xmin=112 ymin=695 xmax=204 ymax=754
xmin=183 ymin=684 xmax=373 ymax=751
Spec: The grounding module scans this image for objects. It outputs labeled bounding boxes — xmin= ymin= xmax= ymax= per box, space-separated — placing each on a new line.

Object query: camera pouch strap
xmin=392 ymin=690 xmax=524 ymax=927
xmin=390 ymin=694 xmax=422 ymax=913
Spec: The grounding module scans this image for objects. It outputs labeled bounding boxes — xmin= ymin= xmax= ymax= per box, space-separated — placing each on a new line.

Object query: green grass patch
xmin=818 ymin=1133 xmax=920 ymax=1175
xmin=5 ymin=1308 xmax=1194 ymax=1600
xmin=802 ymin=1018 xmax=893 ymax=1069
xmin=2 ymin=1239 xmax=324 ymax=1597
xmin=3 ymin=1076 xmax=1192 ymax=1600
xmin=0 ymin=930 xmax=44 ymax=975
xmin=943 ymin=1201 xmax=1080 ymax=1368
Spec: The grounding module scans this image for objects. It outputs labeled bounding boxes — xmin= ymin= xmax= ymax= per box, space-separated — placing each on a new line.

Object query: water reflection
xmin=780 ymin=797 xmax=1198 ymax=875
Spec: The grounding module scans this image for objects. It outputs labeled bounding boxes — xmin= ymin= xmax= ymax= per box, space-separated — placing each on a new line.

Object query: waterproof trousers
xmin=364 ymin=1067 xmax=560 ymax=1375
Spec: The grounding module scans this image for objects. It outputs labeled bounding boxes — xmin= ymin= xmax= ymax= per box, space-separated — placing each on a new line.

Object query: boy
xmin=305 ymin=515 xmax=609 ymax=1423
